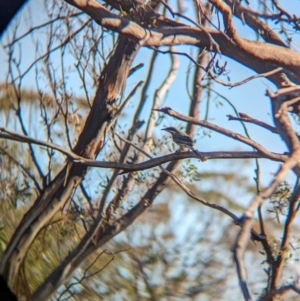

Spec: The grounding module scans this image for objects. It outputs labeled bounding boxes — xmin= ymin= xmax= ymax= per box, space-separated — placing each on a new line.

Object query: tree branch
xmin=260 ymin=284 xmax=300 ymax=301
xmin=233 ymin=151 xmax=300 ymax=301
xmin=207 ymin=67 xmax=283 ymax=88
xmin=224 ymin=0 xmax=286 ymax=47
xmin=153 ymin=106 xmax=286 ymax=161
xmin=270 ymin=181 xmax=300 ymax=289
xmin=65 ymin=0 xmax=300 ymax=85
xmin=227 ymin=112 xmax=278 ymax=134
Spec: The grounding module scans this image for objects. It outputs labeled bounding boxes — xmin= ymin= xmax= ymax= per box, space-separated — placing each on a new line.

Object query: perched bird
xmin=162 ymin=127 xmax=206 ymax=162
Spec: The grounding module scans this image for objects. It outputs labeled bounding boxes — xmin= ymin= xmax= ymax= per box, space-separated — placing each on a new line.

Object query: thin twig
xmin=10 ymin=19 xmax=91 ymax=83
xmin=153 ymin=107 xmax=286 ymax=162
xmin=260 ymin=283 xmax=300 ymax=301
xmin=207 ymin=68 xmax=283 ymax=88
xmin=0 ymin=128 xmax=81 ymax=160
xmin=4 ymin=12 xmax=85 ymax=48
xmin=233 ymin=152 xmax=300 ymax=301
xmin=227 ymin=112 xmax=278 ymax=134
xmin=270 ymin=180 xmax=300 ymax=289
xmin=152 ymin=46 xmax=282 ymax=87
xmin=113 ymin=131 xmax=264 ymax=241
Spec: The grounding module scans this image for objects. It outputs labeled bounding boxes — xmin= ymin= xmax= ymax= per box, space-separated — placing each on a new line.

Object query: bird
xmin=162 ymin=127 xmax=206 ymax=162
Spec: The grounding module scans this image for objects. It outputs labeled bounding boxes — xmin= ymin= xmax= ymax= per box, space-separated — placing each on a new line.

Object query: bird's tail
xmin=192 ymin=147 xmax=206 ymax=162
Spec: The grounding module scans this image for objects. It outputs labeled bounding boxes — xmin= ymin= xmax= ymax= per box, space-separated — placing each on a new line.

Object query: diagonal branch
xmin=207 ymin=67 xmax=283 ymax=88
xmin=233 ymin=150 xmax=300 ymax=301
xmin=65 ymin=0 xmax=300 ymax=86
xmin=0 ymin=128 xmax=82 ymax=160
xmin=270 ymin=92 xmax=300 ymax=152
xmin=0 ymin=36 xmax=140 ymax=289
xmin=224 ymin=0 xmax=286 ymax=47
xmin=114 ymin=131 xmax=264 ymax=241
xmin=260 ymin=284 xmax=300 ymax=301
xmin=227 ymin=113 xmax=278 ymax=134
xmin=270 ymin=180 xmax=300 ymax=289
xmin=153 ymin=106 xmax=285 ymax=161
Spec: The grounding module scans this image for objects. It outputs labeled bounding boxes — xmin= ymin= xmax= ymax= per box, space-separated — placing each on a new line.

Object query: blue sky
xmin=0 ymin=0 xmax=299 ymax=191
xmin=1 ymin=1 xmax=300 ymax=298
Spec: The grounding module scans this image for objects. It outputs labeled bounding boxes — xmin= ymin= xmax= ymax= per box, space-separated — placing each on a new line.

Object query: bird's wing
xmin=173 ymin=134 xmax=194 ymax=146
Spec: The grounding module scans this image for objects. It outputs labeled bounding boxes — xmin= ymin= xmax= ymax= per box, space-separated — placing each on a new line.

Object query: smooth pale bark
xmin=65 ymin=0 xmax=300 ymax=86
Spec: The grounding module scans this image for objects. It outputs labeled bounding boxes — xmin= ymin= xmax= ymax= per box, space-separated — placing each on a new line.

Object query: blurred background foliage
xmin=0 ymin=0 xmax=300 ymax=300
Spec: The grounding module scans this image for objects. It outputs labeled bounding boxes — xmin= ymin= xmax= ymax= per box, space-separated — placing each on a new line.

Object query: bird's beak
xmin=161 ymin=128 xmax=167 ymax=131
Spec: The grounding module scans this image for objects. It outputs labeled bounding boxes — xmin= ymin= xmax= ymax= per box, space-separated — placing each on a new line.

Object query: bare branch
xmin=207 ymin=67 xmax=283 ymax=88
xmin=4 ymin=12 xmax=85 ymax=48
xmin=153 ymin=47 xmax=283 ymax=88
xmin=153 ymin=107 xmax=286 ymax=161
xmin=64 ymin=0 xmax=300 ymax=86
xmin=113 ymin=131 xmax=264 ymax=241
xmin=0 ymin=147 xmax=41 ymax=192
xmin=254 ymin=159 xmax=275 ymax=292
xmin=0 ymin=128 xmax=82 ymax=160
xmin=233 ymin=152 xmax=300 ymax=301
xmin=0 ymin=36 xmax=141 ymax=289
xmin=260 ymin=283 xmax=300 ymax=301
xmin=224 ymin=0 xmax=287 ymax=47
xmin=145 ymin=47 xmax=179 ymax=146
xmin=10 ymin=18 xmax=91 ymax=83
xmin=209 ymin=0 xmax=243 ymax=43
xmin=270 ymin=181 xmax=300 ymax=289
xmin=227 ymin=112 xmax=278 ymax=134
